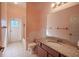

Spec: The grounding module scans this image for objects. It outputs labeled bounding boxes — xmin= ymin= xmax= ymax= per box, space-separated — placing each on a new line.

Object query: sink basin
xmin=47 ymin=39 xmax=65 ymax=45
xmin=47 ymin=40 xmax=78 ymax=50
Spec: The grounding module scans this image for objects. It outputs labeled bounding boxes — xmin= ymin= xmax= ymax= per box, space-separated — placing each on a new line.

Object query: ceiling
xmin=7 ymin=2 xmax=26 ymax=8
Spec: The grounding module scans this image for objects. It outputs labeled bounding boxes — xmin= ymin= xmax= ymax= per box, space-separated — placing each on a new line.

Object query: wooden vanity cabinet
xmin=59 ymin=54 xmax=66 ymax=57
xmin=34 ymin=42 xmax=47 ymax=57
xmin=34 ymin=41 xmax=66 ymax=57
xmin=34 ymin=45 xmax=38 ymax=54
xmin=37 ymin=46 xmax=47 ymax=57
xmin=41 ymin=44 xmax=59 ymax=57
xmin=47 ymin=54 xmax=53 ymax=57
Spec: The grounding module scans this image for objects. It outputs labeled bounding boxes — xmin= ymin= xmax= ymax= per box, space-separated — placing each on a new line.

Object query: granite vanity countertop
xmin=38 ymin=38 xmax=79 ymax=57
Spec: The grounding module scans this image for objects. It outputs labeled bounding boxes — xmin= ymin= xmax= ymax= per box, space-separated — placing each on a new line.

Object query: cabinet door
xmin=59 ymin=54 xmax=66 ymax=57
xmin=48 ymin=54 xmax=53 ymax=57
xmin=34 ymin=45 xmax=38 ymax=54
xmin=42 ymin=44 xmax=59 ymax=57
xmin=37 ymin=46 xmax=47 ymax=57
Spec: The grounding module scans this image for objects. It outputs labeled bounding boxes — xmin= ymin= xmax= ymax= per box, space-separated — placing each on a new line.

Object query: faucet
xmin=57 ymin=39 xmax=63 ymax=43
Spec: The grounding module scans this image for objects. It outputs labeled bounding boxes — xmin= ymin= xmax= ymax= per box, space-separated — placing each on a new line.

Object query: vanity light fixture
xmin=56 ymin=2 xmax=61 ymax=6
xmin=14 ymin=2 xmax=18 ymax=4
xmin=51 ymin=3 xmax=56 ymax=8
xmin=51 ymin=2 xmax=67 ymax=8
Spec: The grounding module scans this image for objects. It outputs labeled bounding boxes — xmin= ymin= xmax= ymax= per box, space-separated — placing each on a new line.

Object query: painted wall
xmin=26 ymin=3 xmax=52 ymax=45
xmin=0 ymin=3 xmax=2 ymax=45
xmin=6 ymin=3 xmax=26 ymax=43
xmin=0 ymin=3 xmax=7 ymax=47
xmin=0 ymin=3 xmax=26 ymax=44
xmin=47 ymin=5 xmax=79 ymax=45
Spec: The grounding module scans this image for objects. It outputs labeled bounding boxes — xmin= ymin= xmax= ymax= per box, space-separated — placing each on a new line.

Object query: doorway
xmin=9 ymin=18 xmax=23 ymax=43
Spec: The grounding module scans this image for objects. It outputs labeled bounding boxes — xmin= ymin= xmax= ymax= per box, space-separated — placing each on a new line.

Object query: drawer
xmin=59 ymin=54 xmax=66 ymax=57
xmin=42 ymin=44 xmax=59 ymax=57
xmin=48 ymin=54 xmax=53 ymax=57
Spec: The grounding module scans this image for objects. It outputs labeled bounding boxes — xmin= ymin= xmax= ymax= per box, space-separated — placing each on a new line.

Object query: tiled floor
xmin=1 ymin=41 xmax=37 ymax=57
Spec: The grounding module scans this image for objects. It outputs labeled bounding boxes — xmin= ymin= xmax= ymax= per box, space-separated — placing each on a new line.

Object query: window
xmin=11 ymin=20 xmax=19 ymax=28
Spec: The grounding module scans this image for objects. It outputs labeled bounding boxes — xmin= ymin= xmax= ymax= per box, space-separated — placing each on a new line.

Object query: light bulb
xmin=56 ymin=2 xmax=61 ymax=6
xmin=51 ymin=3 xmax=56 ymax=8
xmin=14 ymin=2 xmax=18 ymax=4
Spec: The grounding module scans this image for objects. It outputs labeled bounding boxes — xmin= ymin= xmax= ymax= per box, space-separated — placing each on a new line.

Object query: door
xmin=10 ymin=18 xmax=22 ymax=42
xmin=70 ymin=16 xmax=79 ymax=45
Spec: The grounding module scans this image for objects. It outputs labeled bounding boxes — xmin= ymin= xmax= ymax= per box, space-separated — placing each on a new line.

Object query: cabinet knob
xmin=69 ymin=33 xmax=72 ymax=36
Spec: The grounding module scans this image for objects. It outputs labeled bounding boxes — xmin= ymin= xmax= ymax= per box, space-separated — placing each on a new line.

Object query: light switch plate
xmin=77 ymin=40 xmax=79 ymax=48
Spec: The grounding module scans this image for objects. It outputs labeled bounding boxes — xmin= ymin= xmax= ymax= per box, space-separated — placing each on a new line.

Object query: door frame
xmin=8 ymin=18 xmax=23 ymax=43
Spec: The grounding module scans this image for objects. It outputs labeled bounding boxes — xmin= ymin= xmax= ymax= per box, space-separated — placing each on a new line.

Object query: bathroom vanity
xmin=34 ymin=38 xmax=79 ymax=57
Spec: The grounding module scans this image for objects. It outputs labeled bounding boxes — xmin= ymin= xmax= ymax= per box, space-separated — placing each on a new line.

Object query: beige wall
xmin=26 ymin=2 xmax=52 ymax=45
xmin=47 ymin=5 xmax=79 ymax=45
xmin=0 ymin=3 xmax=26 ymax=45
xmin=1 ymin=2 xmax=78 ymax=48
xmin=0 ymin=3 xmax=1 ymax=44
xmin=7 ymin=3 xmax=26 ymax=42
xmin=0 ymin=3 xmax=7 ymax=46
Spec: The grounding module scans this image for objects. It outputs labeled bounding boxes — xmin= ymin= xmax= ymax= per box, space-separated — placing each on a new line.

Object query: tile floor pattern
xmin=1 ymin=41 xmax=37 ymax=57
